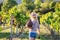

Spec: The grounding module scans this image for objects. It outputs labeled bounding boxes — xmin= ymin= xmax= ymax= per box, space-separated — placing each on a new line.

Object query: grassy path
xmin=0 ymin=24 xmax=58 ymax=40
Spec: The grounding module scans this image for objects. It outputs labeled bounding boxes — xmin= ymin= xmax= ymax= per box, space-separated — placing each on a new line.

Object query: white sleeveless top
xmin=29 ymin=19 xmax=40 ymax=32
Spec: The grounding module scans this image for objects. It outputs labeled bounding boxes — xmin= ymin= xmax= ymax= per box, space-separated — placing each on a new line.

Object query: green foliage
xmin=0 ymin=26 xmax=2 ymax=31
xmin=50 ymin=1 xmax=56 ymax=8
xmin=22 ymin=0 xmax=33 ymax=4
xmin=2 ymin=0 xmax=17 ymax=12
xmin=40 ymin=2 xmax=60 ymax=31
xmin=9 ymin=5 xmax=29 ymax=27
xmin=34 ymin=0 xmax=41 ymax=8
xmin=26 ymin=3 xmax=35 ymax=11
xmin=0 ymin=0 xmax=60 ymax=32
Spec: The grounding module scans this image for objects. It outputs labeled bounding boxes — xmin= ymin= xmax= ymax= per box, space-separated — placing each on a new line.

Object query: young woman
xmin=28 ymin=12 xmax=40 ymax=40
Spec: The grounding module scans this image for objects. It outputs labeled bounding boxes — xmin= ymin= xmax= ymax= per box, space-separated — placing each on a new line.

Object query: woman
xmin=28 ymin=12 xmax=40 ymax=40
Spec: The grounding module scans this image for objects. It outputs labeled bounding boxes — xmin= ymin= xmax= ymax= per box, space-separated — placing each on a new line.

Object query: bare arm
xmin=38 ymin=26 xmax=40 ymax=35
xmin=37 ymin=20 xmax=40 ymax=35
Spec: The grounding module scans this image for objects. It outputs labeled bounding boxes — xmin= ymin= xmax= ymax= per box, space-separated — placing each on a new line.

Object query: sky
xmin=0 ymin=0 xmax=3 ymax=3
xmin=15 ymin=0 xmax=22 ymax=4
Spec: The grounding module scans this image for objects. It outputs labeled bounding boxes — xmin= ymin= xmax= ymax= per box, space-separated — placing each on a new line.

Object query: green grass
xmin=0 ymin=32 xmax=50 ymax=40
xmin=40 ymin=35 xmax=49 ymax=40
xmin=0 ymin=28 xmax=53 ymax=40
xmin=0 ymin=32 xmax=10 ymax=38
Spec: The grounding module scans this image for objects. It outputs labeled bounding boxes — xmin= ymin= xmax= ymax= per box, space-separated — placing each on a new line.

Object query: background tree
xmin=2 ymin=0 xmax=17 ymax=12
xmin=0 ymin=3 xmax=3 ymax=11
xmin=1 ymin=0 xmax=17 ymax=26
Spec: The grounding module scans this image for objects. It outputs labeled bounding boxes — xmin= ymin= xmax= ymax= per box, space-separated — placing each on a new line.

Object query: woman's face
xmin=30 ymin=12 xmax=37 ymax=20
xmin=32 ymin=16 xmax=36 ymax=19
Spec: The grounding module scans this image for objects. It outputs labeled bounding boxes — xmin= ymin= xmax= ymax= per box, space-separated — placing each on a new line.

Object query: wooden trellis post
xmin=10 ymin=15 xmax=13 ymax=40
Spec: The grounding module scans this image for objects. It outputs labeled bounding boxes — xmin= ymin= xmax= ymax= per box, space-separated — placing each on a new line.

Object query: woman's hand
xmin=38 ymin=29 xmax=40 ymax=39
xmin=38 ymin=29 xmax=40 ymax=35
